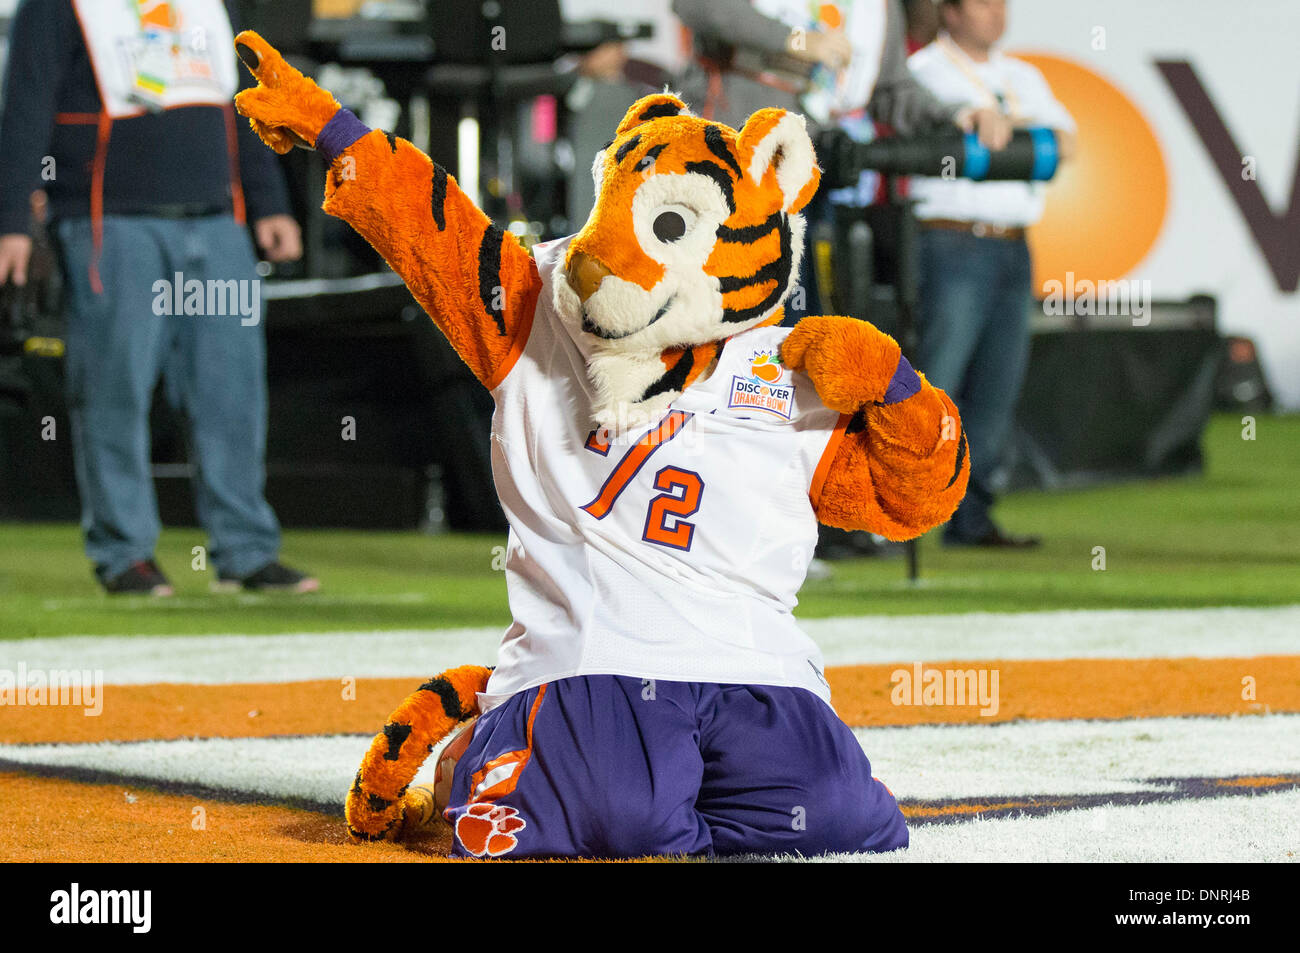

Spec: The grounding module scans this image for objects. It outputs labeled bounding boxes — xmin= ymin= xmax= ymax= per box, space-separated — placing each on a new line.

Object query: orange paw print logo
xmin=455 ymin=804 xmax=527 ymax=857
xmin=749 ymin=351 xmax=783 ymax=384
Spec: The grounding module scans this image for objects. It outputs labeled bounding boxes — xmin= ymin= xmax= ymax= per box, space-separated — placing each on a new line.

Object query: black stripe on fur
xmin=716 ymin=212 xmax=781 ymax=244
xmin=721 ymin=213 xmax=792 ymax=323
xmin=945 ymin=429 xmax=969 ymax=489
xmin=615 ymin=134 xmax=642 ymax=164
xmin=382 ymin=722 xmax=413 ymax=761
xmin=685 ymin=160 xmax=736 ymax=212
xmin=717 ymin=252 xmax=786 ymax=293
xmin=640 ymin=349 xmax=695 ymax=402
xmin=705 ymin=125 xmax=743 ymax=179
xmin=478 ymin=223 xmax=507 ymax=336
xmin=639 ymin=101 xmax=682 ymax=122
xmin=635 ymin=142 xmax=668 ymax=172
xmin=430 ymin=164 xmax=448 ymax=231
xmin=348 ymin=816 xmax=399 ymax=841
xmin=417 ymin=676 xmax=465 ymax=721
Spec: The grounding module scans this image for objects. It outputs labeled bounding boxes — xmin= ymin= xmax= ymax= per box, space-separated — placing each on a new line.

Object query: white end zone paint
xmin=855 ymin=713 xmax=1300 ymax=800
xmin=2 ymin=606 xmax=1296 ymax=685
xmin=741 ymin=788 xmax=1300 ymax=863
xmin=3 ymin=714 xmax=1297 ymax=820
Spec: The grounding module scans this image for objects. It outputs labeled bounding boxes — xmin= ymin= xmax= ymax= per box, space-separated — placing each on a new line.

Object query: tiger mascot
xmin=234 ymin=31 xmax=969 ymax=858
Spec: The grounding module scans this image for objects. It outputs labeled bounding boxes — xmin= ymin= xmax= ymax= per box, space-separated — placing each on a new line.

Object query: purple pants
xmin=443 ymin=674 xmax=907 ymax=859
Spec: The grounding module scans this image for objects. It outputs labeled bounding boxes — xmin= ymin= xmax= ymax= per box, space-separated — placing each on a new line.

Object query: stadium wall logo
xmin=49 ymin=883 xmax=151 ymax=933
xmin=1157 ymin=60 xmax=1300 ymax=293
xmin=1012 ymin=53 xmax=1169 ymax=295
xmin=1021 ymin=51 xmax=1300 ymax=296
xmin=890 ymin=663 xmax=999 ymax=717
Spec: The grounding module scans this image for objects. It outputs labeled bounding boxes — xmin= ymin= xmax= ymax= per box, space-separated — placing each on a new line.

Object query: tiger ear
xmin=736 ymin=108 xmax=821 ymax=213
xmin=615 ymin=92 xmax=690 ymax=137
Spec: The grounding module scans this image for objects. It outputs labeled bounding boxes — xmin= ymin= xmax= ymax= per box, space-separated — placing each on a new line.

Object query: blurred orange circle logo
xmin=1011 ymin=52 xmax=1169 ymax=291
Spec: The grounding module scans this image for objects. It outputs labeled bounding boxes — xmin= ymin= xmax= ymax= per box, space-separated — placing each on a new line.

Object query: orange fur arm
xmin=232 ymin=30 xmax=538 ymax=388
xmin=783 ymin=316 xmax=971 ymax=540
xmin=816 ymin=385 xmax=970 ymax=539
xmin=321 ymin=134 xmax=540 ymax=389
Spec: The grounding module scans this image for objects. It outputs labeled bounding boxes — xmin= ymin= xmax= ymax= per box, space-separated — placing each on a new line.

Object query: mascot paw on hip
xmin=234 ymin=31 xmax=969 ymax=859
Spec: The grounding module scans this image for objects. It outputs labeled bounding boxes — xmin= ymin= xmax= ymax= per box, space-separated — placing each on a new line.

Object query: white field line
xmin=810 ymin=605 xmax=1300 ymax=667
xmin=747 ymin=788 xmax=1300 ymax=863
xmin=1 ymin=606 xmax=1297 ymax=685
xmin=0 ymin=734 xmax=374 ymax=812
xmin=35 ymin=593 xmax=437 ymax=612
xmin=2 ymin=714 xmax=1296 ymax=816
xmin=0 ymin=627 xmax=504 ymax=685
xmin=854 ymin=712 xmax=1300 ymax=799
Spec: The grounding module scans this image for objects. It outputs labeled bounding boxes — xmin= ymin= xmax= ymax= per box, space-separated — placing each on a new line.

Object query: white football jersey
xmin=478 ymin=237 xmax=849 ymax=711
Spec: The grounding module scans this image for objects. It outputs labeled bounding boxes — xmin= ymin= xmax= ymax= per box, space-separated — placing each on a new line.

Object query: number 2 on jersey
xmin=580 ymin=411 xmax=703 ymax=551
xmin=642 ymin=467 xmax=704 ymax=551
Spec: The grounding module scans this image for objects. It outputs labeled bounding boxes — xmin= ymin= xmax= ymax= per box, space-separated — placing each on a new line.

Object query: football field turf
xmin=1 ymin=413 xmax=1297 ymax=862
xmin=3 ymin=413 xmax=1297 ymax=639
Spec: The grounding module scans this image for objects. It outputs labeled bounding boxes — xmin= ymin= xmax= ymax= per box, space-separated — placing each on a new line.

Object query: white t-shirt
xmin=907 ymin=35 xmax=1075 ymax=227
xmin=478 ymin=237 xmax=848 ymax=712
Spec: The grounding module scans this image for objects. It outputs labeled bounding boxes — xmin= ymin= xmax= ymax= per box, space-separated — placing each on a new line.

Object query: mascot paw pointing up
xmin=234 ymin=31 xmax=969 ymax=858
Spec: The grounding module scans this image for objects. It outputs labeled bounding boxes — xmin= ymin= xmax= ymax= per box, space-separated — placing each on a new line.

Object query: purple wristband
xmin=881 ymin=354 xmax=922 ymax=404
xmin=315 ymin=108 xmax=371 ymax=165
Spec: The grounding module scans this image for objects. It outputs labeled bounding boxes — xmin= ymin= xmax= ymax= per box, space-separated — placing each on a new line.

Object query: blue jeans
xmin=915 ymin=228 xmax=1032 ymax=540
xmin=56 ymin=214 xmax=281 ymax=581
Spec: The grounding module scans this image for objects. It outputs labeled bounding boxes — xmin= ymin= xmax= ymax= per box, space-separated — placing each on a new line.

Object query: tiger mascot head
xmin=554 ymin=93 xmax=822 ymax=431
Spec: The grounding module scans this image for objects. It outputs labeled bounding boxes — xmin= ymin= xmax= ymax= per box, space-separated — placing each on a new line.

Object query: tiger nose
xmin=567 ymin=252 xmax=612 ymax=304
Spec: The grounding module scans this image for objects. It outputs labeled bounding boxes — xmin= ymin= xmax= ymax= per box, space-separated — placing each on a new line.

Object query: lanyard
xmin=937 ymin=35 xmax=1022 ymax=120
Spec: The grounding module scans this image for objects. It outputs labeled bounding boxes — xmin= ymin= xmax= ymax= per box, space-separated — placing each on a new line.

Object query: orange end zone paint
xmin=2 ymin=656 xmax=1296 ymax=745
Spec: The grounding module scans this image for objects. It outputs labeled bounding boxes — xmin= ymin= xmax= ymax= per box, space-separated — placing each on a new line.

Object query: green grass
xmin=1 ymin=413 xmax=1296 ymax=639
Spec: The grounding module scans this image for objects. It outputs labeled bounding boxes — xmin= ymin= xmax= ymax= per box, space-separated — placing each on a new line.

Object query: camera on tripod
xmin=815 ymin=126 xmax=1061 ymax=190
xmin=806 ymin=126 xmax=1061 ymax=353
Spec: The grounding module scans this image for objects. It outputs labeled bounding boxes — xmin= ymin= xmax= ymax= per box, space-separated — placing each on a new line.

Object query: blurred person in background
xmin=0 ymin=0 xmax=317 ymax=594
xmin=673 ymin=0 xmax=1011 ymax=323
xmin=674 ymin=0 xmax=1010 ymax=561
xmin=673 ymin=0 xmax=1009 ymax=149
xmin=908 ymin=0 xmax=1076 ymax=547
xmin=903 ymin=0 xmax=940 ymax=53
xmin=561 ymin=0 xmax=677 ymax=228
